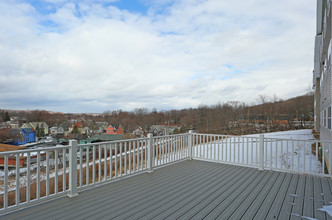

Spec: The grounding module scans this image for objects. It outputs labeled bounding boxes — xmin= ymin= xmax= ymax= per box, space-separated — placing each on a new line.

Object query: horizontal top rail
xmin=78 ymin=137 xmax=149 ymax=147
xmin=194 ymin=133 xmax=332 ymax=143
xmin=153 ymin=133 xmax=189 ymax=138
xmin=0 ymin=145 xmax=70 ymax=156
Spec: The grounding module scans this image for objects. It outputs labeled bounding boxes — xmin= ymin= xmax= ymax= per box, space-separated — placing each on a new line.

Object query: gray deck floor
xmin=1 ymin=160 xmax=332 ymax=220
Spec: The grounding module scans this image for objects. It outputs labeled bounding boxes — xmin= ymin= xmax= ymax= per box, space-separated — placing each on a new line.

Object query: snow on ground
xmin=246 ymin=129 xmax=316 ymax=140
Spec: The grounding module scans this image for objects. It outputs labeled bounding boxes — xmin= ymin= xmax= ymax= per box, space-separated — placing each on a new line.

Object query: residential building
xmin=8 ymin=128 xmax=36 ymax=145
xmin=106 ymin=124 xmax=124 ymax=135
xmin=313 ymin=0 xmax=332 ymax=141
xmin=133 ymin=126 xmax=144 ymax=137
xmin=50 ymin=127 xmax=58 ymax=135
xmin=151 ymin=123 xmax=181 ymax=136
xmin=21 ymin=122 xmax=49 ymax=135
xmin=69 ymin=122 xmax=83 ymax=134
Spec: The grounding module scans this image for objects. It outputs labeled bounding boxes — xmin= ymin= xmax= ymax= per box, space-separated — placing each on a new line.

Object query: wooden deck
xmin=1 ymin=160 xmax=332 ymax=220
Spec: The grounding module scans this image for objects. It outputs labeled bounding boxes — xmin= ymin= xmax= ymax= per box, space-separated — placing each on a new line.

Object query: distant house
xmin=50 ymin=127 xmax=58 ymax=135
xmin=8 ymin=128 xmax=36 ymax=145
xmin=106 ymin=124 xmax=124 ymax=135
xmin=151 ymin=124 xmax=181 ymax=136
xmin=0 ymin=122 xmax=11 ymax=129
xmin=57 ymin=126 xmax=65 ymax=134
xmin=82 ymin=127 xmax=91 ymax=135
xmin=133 ymin=127 xmax=144 ymax=137
xmin=21 ymin=122 xmax=49 ymax=135
xmin=69 ymin=123 xmax=83 ymax=134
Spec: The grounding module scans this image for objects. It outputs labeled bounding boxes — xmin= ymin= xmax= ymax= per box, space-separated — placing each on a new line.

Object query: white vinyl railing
xmin=191 ymin=133 xmax=332 ymax=177
xmin=0 ymin=145 xmax=71 ymax=213
xmin=0 ymin=131 xmax=331 ymax=214
xmin=153 ymin=134 xmax=189 ymax=167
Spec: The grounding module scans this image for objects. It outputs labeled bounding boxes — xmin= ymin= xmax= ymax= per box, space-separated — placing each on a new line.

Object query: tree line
xmin=1 ymin=93 xmax=314 ymax=136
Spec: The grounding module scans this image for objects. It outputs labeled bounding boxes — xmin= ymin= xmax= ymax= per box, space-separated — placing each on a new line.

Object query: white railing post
xmin=259 ymin=134 xmax=264 ymax=170
xmin=147 ymin=133 xmax=154 ymax=173
xmin=68 ymin=140 xmax=78 ymax=198
xmin=188 ymin=130 xmax=193 ymax=160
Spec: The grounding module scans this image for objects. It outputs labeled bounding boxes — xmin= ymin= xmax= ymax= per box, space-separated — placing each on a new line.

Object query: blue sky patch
xmin=109 ymin=0 xmax=149 ymax=15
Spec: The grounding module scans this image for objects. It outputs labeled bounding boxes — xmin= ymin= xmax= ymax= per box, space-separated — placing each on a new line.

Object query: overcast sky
xmin=0 ymin=0 xmax=316 ymax=113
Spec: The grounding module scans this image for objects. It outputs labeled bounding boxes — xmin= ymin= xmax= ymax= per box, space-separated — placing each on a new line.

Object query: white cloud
xmin=0 ymin=0 xmax=316 ymax=113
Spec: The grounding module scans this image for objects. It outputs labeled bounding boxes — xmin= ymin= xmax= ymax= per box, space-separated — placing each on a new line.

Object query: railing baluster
xmin=281 ymin=140 xmax=283 ymax=169
xmin=16 ymin=154 xmax=19 ymax=206
xmin=115 ymin=144 xmax=118 ymax=177
xmin=303 ymin=141 xmax=306 ymax=173
xmin=156 ymin=138 xmax=159 ymax=166
xmin=46 ymin=150 xmax=50 ymax=197
xmin=169 ymin=136 xmax=171 ymax=162
xmin=140 ymin=140 xmax=143 ymax=170
xmin=264 ymin=139 xmax=268 ymax=167
xmin=315 ymin=142 xmax=318 ymax=173
xmin=86 ymin=147 xmax=90 ymax=185
xmin=276 ymin=140 xmax=278 ymax=169
xmin=4 ymin=155 xmax=8 ymax=209
xmin=251 ymin=137 xmax=253 ymax=165
xmin=55 ymin=149 xmax=58 ymax=193
xmin=26 ymin=152 xmax=31 ymax=203
xmin=322 ymin=143 xmax=325 ymax=174
xmin=79 ymin=147 xmax=83 ymax=187
xmin=110 ymin=145 xmax=113 ymax=178
xmin=146 ymin=139 xmax=148 ymax=168
xmin=200 ymin=135 xmax=202 ymax=158
xmin=309 ymin=142 xmax=312 ymax=173
xmin=163 ymin=137 xmax=165 ymax=163
xmin=256 ymin=137 xmax=259 ymax=167
xmin=37 ymin=151 xmax=41 ymax=197
xmin=225 ymin=137 xmax=228 ymax=161
xmin=104 ymin=145 xmax=107 ymax=179
xmin=242 ymin=137 xmax=244 ymax=164
xmin=136 ymin=140 xmax=139 ymax=171
xmin=124 ymin=142 xmax=127 ymax=175
xmin=120 ymin=142 xmax=123 ymax=175
xmin=93 ymin=145 xmax=96 ymax=184
xmin=297 ymin=140 xmax=300 ymax=172
xmin=291 ymin=139 xmax=294 ymax=171
xmin=63 ymin=149 xmax=66 ymax=192
xmin=129 ymin=142 xmax=132 ymax=174
xmin=133 ymin=141 xmax=135 ymax=172
xmin=98 ymin=145 xmax=101 ymax=182
xmin=246 ymin=137 xmax=248 ymax=164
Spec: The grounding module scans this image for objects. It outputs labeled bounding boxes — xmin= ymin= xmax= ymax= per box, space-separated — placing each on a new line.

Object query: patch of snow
xmin=318 ymin=205 xmax=332 ymax=217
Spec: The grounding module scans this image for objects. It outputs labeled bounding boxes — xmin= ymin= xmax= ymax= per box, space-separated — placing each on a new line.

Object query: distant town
xmin=0 ymin=93 xmax=314 ymax=149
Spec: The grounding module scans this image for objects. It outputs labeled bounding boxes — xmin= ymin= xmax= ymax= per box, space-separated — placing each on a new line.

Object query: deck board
xmin=1 ymin=160 xmax=332 ymax=220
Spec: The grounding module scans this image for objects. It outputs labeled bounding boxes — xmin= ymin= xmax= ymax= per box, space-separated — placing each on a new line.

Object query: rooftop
xmin=2 ymin=160 xmax=332 ymax=220
xmin=0 ymin=131 xmax=331 ymax=219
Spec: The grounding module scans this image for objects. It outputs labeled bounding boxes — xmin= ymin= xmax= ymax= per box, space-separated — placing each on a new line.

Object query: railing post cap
xmin=189 ymin=130 xmax=193 ymax=134
xmin=147 ymin=133 xmax=153 ymax=138
xmin=69 ymin=139 xmax=78 ymax=144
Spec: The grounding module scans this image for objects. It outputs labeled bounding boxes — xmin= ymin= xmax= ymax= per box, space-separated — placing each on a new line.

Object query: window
xmin=328 ymin=106 xmax=332 ymax=130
